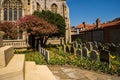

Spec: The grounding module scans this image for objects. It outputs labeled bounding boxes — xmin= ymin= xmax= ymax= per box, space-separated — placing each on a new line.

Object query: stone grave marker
xmin=82 ymin=43 xmax=86 ymax=47
xmin=93 ymin=41 xmax=97 ymax=45
xmin=82 ymin=47 xmax=89 ymax=58
xmin=98 ymin=45 xmax=103 ymax=52
xmin=90 ymin=50 xmax=99 ymax=61
xmin=70 ymin=46 xmax=75 ymax=54
xmin=76 ymin=49 xmax=82 ymax=56
xmin=116 ymin=46 xmax=120 ymax=56
xmin=86 ymin=42 xmax=93 ymax=51
xmin=100 ymin=50 xmax=110 ymax=64
xmin=66 ymin=45 xmax=70 ymax=53
xmin=93 ymin=45 xmax=98 ymax=51
xmin=78 ymin=44 xmax=82 ymax=49
xmin=73 ymin=41 xmax=78 ymax=48
xmin=62 ymin=45 xmax=66 ymax=53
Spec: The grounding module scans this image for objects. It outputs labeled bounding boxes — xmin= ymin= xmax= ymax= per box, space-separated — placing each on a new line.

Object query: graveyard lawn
xmin=14 ymin=45 xmax=120 ymax=76
xmin=46 ymin=45 xmax=120 ymax=76
xmin=14 ymin=49 xmax=47 ymax=64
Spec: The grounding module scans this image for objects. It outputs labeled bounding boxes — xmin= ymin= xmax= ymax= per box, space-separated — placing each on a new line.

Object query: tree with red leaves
xmin=17 ymin=15 xmax=58 ymax=49
xmin=0 ymin=21 xmax=18 ymax=39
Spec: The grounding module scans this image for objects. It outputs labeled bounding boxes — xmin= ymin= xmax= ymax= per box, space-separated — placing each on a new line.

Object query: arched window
xmin=28 ymin=0 xmax=30 ymax=5
xmin=4 ymin=8 xmax=7 ymax=21
xmin=51 ymin=4 xmax=58 ymax=13
xmin=37 ymin=3 xmax=40 ymax=11
xmin=3 ymin=0 xmax=23 ymax=21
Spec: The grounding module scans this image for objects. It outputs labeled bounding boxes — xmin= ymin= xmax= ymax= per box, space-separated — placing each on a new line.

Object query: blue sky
xmin=66 ymin=0 xmax=120 ymax=26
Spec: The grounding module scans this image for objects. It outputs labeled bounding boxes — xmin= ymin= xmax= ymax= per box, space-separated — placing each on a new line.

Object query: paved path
xmin=48 ymin=65 xmax=120 ymax=80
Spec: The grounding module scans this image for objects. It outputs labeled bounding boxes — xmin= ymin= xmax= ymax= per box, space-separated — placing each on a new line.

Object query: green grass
xmin=14 ymin=50 xmax=47 ymax=65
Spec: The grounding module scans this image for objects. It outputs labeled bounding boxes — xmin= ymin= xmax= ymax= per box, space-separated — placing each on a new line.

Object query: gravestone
xmin=93 ymin=45 xmax=98 ymax=51
xmin=82 ymin=47 xmax=89 ymax=58
xmin=76 ymin=49 xmax=82 ymax=56
xmin=62 ymin=45 xmax=66 ymax=53
xmin=82 ymin=43 xmax=86 ymax=47
xmin=98 ymin=45 xmax=103 ymax=52
xmin=66 ymin=45 xmax=70 ymax=53
xmin=93 ymin=41 xmax=97 ymax=45
xmin=86 ymin=42 xmax=93 ymax=51
xmin=73 ymin=41 xmax=78 ymax=48
xmin=90 ymin=50 xmax=99 ymax=61
xmin=70 ymin=46 xmax=74 ymax=54
xmin=116 ymin=46 xmax=120 ymax=56
xmin=78 ymin=44 xmax=82 ymax=49
xmin=100 ymin=50 xmax=110 ymax=64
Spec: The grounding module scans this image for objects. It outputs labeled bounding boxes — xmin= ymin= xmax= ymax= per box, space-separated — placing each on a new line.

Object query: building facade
xmin=0 ymin=0 xmax=71 ymax=43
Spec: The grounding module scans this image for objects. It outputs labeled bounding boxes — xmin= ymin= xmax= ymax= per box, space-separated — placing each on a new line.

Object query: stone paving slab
xmin=48 ymin=65 xmax=120 ymax=80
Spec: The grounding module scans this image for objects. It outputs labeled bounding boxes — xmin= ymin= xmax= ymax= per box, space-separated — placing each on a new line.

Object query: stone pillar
xmin=0 ymin=31 xmax=4 ymax=47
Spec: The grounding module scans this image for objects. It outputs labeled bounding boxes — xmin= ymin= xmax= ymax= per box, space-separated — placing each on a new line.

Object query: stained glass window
xmin=19 ymin=8 xmax=22 ymax=19
xmin=9 ymin=8 xmax=12 ymax=21
xmin=14 ymin=8 xmax=17 ymax=20
xmin=4 ymin=8 xmax=7 ymax=21
xmin=3 ymin=0 xmax=23 ymax=21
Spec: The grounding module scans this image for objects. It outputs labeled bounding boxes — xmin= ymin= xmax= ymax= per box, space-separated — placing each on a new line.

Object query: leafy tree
xmin=33 ymin=10 xmax=66 ymax=37
xmin=0 ymin=21 xmax=18 ymax=39
xmin=17 ymin=15 xmax=58 ymax=48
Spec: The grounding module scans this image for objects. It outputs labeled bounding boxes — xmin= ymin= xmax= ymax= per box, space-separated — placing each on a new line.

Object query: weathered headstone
xmin=70 ymin=46 xmax=75 ymax=54
xmin=82 ymin=43 xmax=86 ymax=47
xmin=62 ymin=45 xmax=66 ymax=53
xmin=90 ymin=50 xmax=99 ymax=61
xmin=76 ymin=49 xmax=82 ymax=56
xmin=93 ymin=45 xmax=98 ymax=51
xmin=73 ymin=41 xmax=78 ymax=48
xmin=98 ymin=45 xmax=103 ymax=52
xmin=82 ymin=47 xmax=89 ymax=58
xmin=86 ymin=42 xmax=93 ymax=51
xmin=66 ymin=45 xmax=70 ymax=53
xmin=93 ymin=41 xmax=97 ymax=45
xmin=78 ymin=44 xmax=82 ymax=49
xmin=100 ymin=50 xmax=110 ymax=64
xmin=116 ymin=46 xmax=120 ymax=56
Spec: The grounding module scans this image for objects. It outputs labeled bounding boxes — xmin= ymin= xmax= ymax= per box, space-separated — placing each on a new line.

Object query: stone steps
xmin=25 ymin=61 xmax=40 ymax=80
xmin=36 ymin=65 xmax=57 ymax=80
xmin=0 ymin=54 xmax=25 ymax=80
xmin=25 ymin=61 xmax=57 ymax=80
xmin=0 ymin=45 xmax=57 ymax=80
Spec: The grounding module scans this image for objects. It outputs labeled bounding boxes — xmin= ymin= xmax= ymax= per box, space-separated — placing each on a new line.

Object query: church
xmin=0 ymin=0 xmax=71 ymax=43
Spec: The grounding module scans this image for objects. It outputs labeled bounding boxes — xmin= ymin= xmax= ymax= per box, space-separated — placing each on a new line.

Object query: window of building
xmin=28 ymin=0 xmax=30 ymax=5
xmin=3 ymin=0 xmax=22 ymax=21
xmin=37 ymin=3 xmax=40 ymax=11
xmin=4 ymin=8 xmax=7 ymax=21
xmin=51 ymin=4 xmax=58 ymax=13
xmin=9 ymin=8 xmax=12 ymax=20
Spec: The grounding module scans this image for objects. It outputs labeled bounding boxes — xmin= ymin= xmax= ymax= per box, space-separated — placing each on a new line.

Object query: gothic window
xmin=14 ymin=8 xmax=17 ymax=20
xmin=51 ymin=4 xmax=58 ymax=13
xmin=19 ymin=8 xmax=22 ymax=19
xmin=9 ymin=8 xmax=12 ymax=20
xmin=4 ymin=8 xmax=7 ymax=21
xmin=37 ymin=3 xmax=40 ymax=11
xmin=28 ymin=0 xmax=30 ymax=5
xmin=3 ymin=0 xmax=23 ymax=21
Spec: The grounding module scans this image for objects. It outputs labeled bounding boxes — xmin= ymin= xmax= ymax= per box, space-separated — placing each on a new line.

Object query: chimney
xmin=96 ymin=18 xmax=101 ymax=28
xmin=83 ymin=22 xmax=86 ymax=28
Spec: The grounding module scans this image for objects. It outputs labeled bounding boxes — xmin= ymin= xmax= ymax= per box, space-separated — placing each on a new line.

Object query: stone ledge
xmin=36 ymin=65 xmax=57 ymax=80
xmin=0 ymin=46 xmax=14 ymax=68
xmin=0 ymin=54 xmax=25 ymax=80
